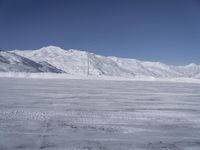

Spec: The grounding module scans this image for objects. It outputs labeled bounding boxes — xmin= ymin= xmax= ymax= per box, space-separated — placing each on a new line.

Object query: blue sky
xmin=0 ymin=0 xmax=200 ymax=65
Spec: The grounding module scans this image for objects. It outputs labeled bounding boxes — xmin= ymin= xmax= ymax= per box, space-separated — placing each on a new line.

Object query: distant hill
xmin=0 ymin=45 xmax=198 ymax=79
xmin=0 ymin=50 xmax=63 ymax=73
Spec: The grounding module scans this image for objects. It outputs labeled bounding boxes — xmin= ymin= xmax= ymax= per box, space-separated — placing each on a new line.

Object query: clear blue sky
xmin=0 ymin=0 xmax=200 ymax=65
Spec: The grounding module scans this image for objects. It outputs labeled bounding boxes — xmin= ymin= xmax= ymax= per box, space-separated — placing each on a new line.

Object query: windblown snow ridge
xmin=0 ymin=46 xmax=199 ymax=79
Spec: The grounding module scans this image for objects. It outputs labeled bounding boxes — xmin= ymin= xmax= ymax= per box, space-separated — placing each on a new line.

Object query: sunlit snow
xmin=0 ymin=78 xmax=200 ymax=150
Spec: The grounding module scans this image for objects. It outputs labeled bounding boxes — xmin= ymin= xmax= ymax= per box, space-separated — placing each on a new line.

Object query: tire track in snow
xmin=37 ymin=112 xmax=51 ymax=150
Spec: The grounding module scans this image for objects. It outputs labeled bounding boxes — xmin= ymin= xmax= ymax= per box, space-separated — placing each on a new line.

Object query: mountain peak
xmin=185 ymin=63 xmax=198 ymax=68
xmin=38 ymin=46 xmax=90 ymax=55
xmin=39 ymin=45 xmax=65 ymax=52
xmin=67 ymin=49 xmax=88 ymax=53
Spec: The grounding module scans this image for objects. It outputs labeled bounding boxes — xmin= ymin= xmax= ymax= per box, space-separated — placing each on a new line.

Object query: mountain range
xmin=0 ymin=46 xmax=199 ymax=79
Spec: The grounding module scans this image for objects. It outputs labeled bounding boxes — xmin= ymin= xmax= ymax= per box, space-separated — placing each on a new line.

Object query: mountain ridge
xmin=0 ymin=50 xmax=64 ymax=73
xmin=0 ymin=46 xmax=199 ymax=79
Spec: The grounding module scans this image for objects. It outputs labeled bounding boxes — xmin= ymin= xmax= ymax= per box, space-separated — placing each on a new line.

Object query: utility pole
xmin=87 ymin=52 xmax=89 ymax=76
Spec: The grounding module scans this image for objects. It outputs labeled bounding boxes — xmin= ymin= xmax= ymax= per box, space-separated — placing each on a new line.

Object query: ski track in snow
xmin=0 ymin=78 xmax=200 ymax=150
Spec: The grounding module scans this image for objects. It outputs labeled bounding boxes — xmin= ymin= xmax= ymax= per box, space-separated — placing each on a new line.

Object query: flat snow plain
xmin=0 ymin=78 xmax=200 ymax=150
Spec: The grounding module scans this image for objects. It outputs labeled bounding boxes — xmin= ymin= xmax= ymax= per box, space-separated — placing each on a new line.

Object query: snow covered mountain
xmin=175 ymin=63 xmax=200 ymax=78
xmin=1 ymin=46 xmax=199 ymax=79
xmin=0 ymin=50 xmax=63 ymax=73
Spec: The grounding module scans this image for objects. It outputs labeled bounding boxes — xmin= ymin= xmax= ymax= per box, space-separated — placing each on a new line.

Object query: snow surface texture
xmin=0 ymin=78 xmax=200 ymax=150
xmin=6 ymin=45 xmax=199 ymax=80
xmin=0 ymin=72 xmax=200 ymax=84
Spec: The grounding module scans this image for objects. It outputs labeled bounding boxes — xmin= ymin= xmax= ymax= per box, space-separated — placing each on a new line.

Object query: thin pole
xmin=87 ymin=52 xmax=89 ymax=76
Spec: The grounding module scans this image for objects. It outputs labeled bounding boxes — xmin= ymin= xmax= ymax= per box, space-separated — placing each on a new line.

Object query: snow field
xmin=0 ymin=78 xmax=200 ymax=149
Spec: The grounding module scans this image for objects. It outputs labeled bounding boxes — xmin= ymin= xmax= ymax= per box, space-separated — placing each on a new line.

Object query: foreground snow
xmin=0 ymin=78 xmax=200 ymax=150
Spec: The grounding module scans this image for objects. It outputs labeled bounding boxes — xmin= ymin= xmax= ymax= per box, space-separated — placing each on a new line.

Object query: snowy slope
xmin=0 ymin=50 xmax=63 ymax=73
xmin=141 ymin=61 xmax=183 ymax=78
xmin=174 ymin=63 xmax=200 ymax=78
xmin=13 ymin=46 xmax=135 ymax=76
xmin=9 ymin=46 xmax=200 ymax=78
